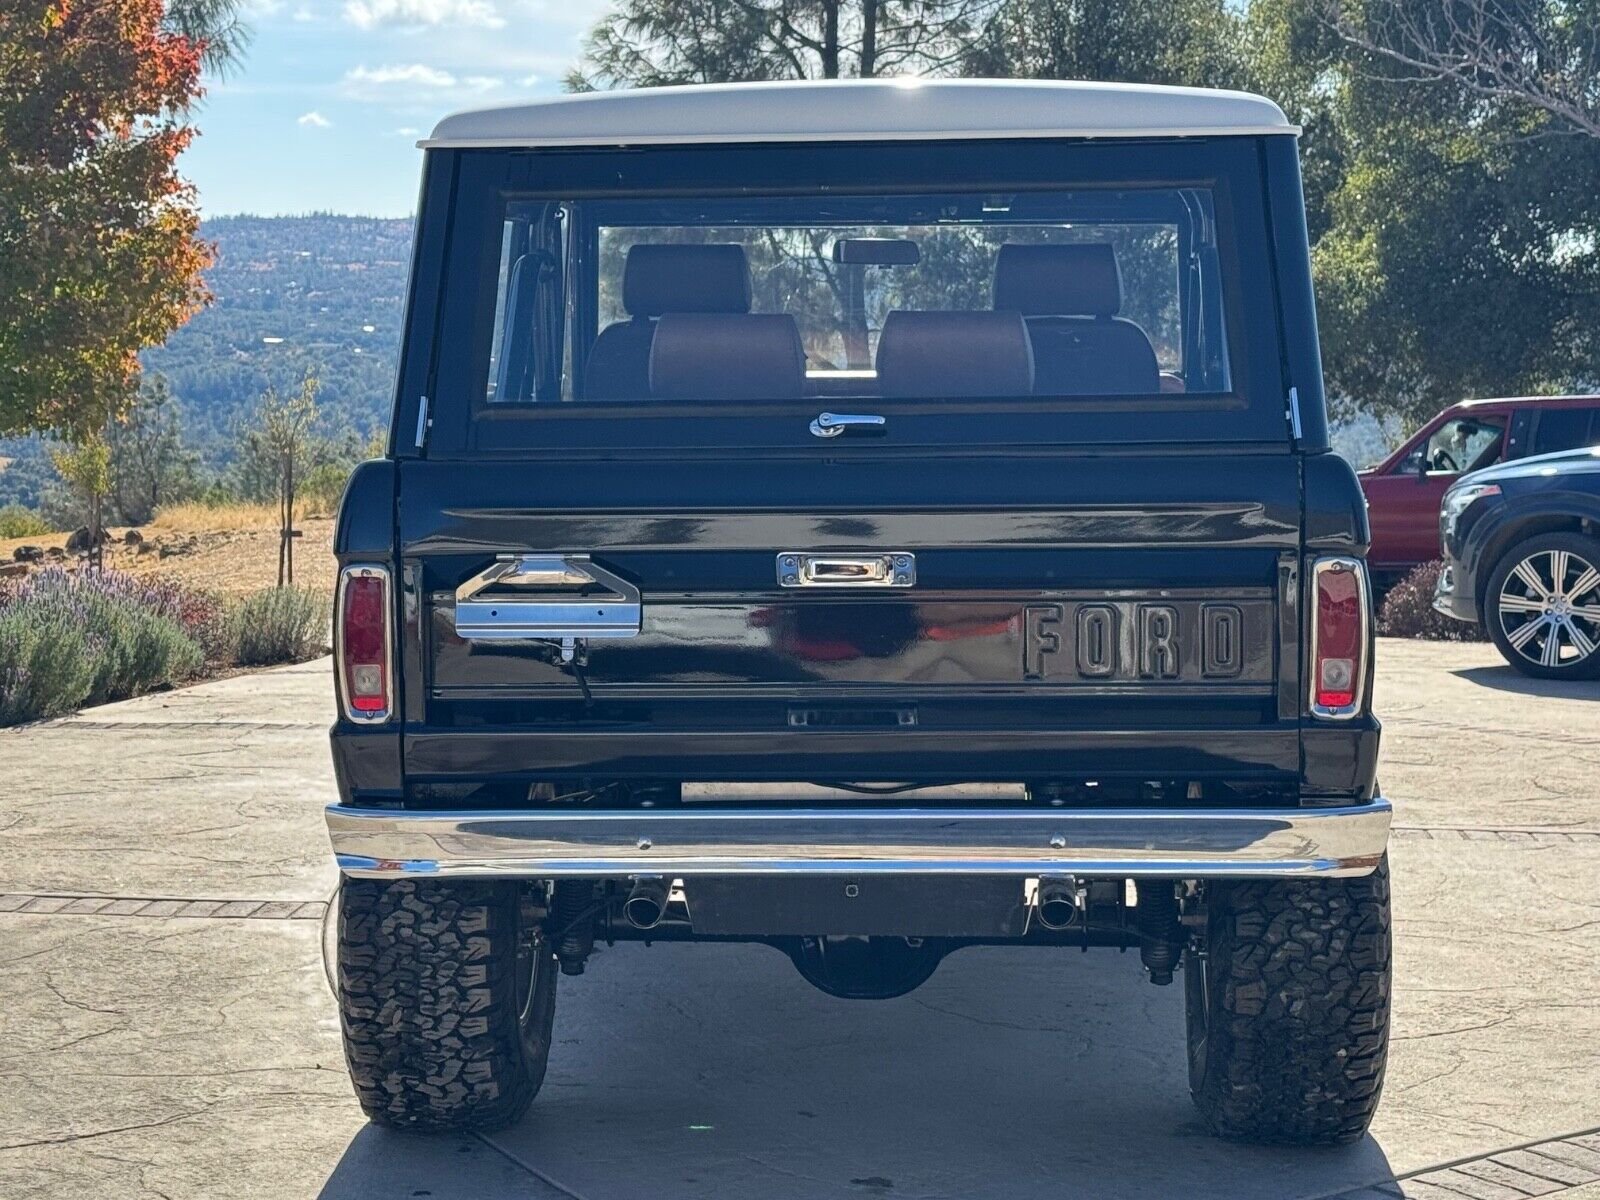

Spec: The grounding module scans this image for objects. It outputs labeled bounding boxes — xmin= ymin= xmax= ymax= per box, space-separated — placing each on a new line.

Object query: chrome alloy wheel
xmin=1496 ymin=548 xmax=1600 ymax=670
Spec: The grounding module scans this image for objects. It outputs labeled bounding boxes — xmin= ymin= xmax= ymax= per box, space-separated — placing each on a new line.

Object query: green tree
xmin=1320 ymin=0 xmax=1600 ymax=141
xmin=1254 ymin=0 xmax=1600 ymax=426
xmin=107 ymin=374 xmax=199 ymax=525
xmin=0 ymin=0 xmax=248 ymax=441
xmin=964 ymin=0 xmax=1246 ymax=88
xmin=165 ymin=0 xmax=251 ymax=72
xmin=239 ymin=376 xmax=322 ymax=585
xmin=570 ymin=0 xmax=993 ymax=87
xmin=49 ymin=435 xmax=111 ymax=568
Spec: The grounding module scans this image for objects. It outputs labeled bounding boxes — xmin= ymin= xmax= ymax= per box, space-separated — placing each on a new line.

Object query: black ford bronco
xmin=326 ymin=79 xmax=1392 ymax=1146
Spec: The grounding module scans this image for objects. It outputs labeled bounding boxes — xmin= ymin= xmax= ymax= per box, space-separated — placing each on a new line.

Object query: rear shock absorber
xmin=551 ymin=880 xmax=598 ymax=975
xmin=1135 ymin=881 xmax=1183 ymax=985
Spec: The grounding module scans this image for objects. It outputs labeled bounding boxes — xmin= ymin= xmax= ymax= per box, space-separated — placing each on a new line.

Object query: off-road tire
xmin=337 ymin=878 xmax=556 ymax=1131
xmin=1185 ymin=857 xmax=1391 ymax=1145
xmin=1484 ymin=532 xmax=1600 ymax=680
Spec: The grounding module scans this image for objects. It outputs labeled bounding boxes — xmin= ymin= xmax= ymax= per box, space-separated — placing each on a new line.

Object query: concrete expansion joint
xmin=1320 ymin=1127 xmax=1600 ymax=1200
xmin=1391 ymin=827 xmax=1600 ymax=845
xmin=35 ymin=719 xmax=328 ymax=731
xmin=0 ymin=892 xmax=327 ymax=920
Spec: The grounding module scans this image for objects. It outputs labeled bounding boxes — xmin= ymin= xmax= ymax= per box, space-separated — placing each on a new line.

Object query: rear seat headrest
xmin=649 ymin=313 xmax=806 ymax=400
xmin=993 ymin=243 xmax=1123 ymax=317
xmin=875 ymin=311 xmax=1034 ymax=398
xmin=623 ymin=244 xmax=752 ymax=317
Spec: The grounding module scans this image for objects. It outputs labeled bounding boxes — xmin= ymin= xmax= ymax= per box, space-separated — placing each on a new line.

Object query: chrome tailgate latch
xmin=455 ymin=555 xmax=641 ymax=661
xmin=778 ymin=552 xmax=915 ymax=587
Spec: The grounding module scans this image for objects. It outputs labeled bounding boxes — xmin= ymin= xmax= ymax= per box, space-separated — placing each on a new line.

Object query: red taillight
xmin=1311 ymin=557 xmax=1368 ymax=717
xmin=339 ymin=567 xmax=391 ymax=721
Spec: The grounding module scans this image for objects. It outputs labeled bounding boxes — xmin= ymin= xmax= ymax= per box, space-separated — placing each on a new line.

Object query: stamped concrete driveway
xmin=2 ymin=642 xmax=1599 ymax=1200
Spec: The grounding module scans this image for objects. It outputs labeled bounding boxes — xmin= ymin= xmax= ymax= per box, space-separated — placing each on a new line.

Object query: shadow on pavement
xmin=1453 ymin=664 xmax=1600 ymax=700
xmin=319 ymin=1127 xmax=563 ymax=1200
xmin=318 ymin=942 xmax=1398 ymax=1200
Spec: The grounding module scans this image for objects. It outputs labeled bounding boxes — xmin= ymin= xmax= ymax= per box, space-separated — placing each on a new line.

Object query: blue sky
xmin=183 ymin=0 xmax=614 ymax=216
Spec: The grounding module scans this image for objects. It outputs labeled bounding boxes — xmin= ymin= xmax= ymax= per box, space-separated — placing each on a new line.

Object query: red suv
xmin=1359 ymin=395 xmax=1600 ymax=579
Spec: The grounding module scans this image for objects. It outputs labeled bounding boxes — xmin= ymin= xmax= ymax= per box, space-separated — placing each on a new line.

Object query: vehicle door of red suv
xmin=1362 ymin=408 xmax=1508 ymax=573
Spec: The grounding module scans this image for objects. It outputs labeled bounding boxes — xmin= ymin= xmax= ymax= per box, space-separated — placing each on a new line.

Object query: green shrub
xmin=137 ymin=577 xmax=236 ymax=663
xmin=89 ymin=605 xmax=204 ymax=704
xmin=0 ymin=569 xmax=204 ymax=725
xmin=1376 ymin=560 xmax=1489 ymax=641
xmin=0 ymin=504 xmax=51 ymax=539
xmin=299 ymin=461 xmax=353 ymax=516
xmin=0 ymin=603 xmax=97 ymax=724
xmin=230 ymin=586 xmax=329 ymax=666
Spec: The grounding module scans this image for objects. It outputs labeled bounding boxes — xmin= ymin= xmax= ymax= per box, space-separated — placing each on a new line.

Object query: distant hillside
xmin=142 ymin=214 xmax=414 ymax=466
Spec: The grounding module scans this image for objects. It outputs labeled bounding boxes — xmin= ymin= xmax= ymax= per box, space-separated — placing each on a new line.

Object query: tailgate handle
xmin=455 ymin=554 xmax=641 ymax=653
xmin=810 ymin=412 xmax=885 ymax=438
xmin=778 ymin=553 xmax=916 ymax=588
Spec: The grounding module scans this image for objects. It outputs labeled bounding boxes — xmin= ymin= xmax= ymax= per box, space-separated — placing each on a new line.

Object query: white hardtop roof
xmin=423 ymin=78 xmax=1297 ymax=150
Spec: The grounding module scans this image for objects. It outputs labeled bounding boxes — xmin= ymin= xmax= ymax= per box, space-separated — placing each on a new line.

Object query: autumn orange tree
xmin=0 ymin=0 xmax=213 ymax=441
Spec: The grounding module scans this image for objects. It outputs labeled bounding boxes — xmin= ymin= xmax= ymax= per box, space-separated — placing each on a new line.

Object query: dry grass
xmin=149 ymin=501 xmax=280 ymax=531
xmin=122 ymin=517 xmax=338 ymax=598
xmin=150 ymin=496 xmax=342 ymax=531
xmin=2 ymin=513 xmax=337 ymax=600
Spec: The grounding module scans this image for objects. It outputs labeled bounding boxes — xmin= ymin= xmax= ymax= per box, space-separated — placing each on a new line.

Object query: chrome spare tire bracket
xmin=454 ymin=554 xmax=641 ymax=661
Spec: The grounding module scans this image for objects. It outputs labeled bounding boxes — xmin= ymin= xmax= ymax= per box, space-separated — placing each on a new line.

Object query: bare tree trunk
xmin=285 ymin=455 xmax=295 ymax=585
xmin=821 ymin=0 xmax=840 ymax=77
xmin=277 ymin=459 xmax=289 ymax=587
xmin=88 ymin=492 xmax=103 ymax=572
xmin=843 ymin=268 xmax=870 ymax=369
xmin=860 ymin=0 xmax=877 ymax=76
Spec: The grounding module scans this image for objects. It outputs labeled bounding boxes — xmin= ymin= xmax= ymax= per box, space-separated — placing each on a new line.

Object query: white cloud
xmin=344 ymin=0 xmax=503 ymax=29
xmin=519 ymin=73 xmax=541 ymax=87
xmin=345 ymin=63 xmax=458 ymax=88
xmin=297 ymin=110 xmax=332 ymax=127
xmin=342 ymin=63 xmax=509 ymax=104
xmin=392 ymin=126 xmax=422 ymax=136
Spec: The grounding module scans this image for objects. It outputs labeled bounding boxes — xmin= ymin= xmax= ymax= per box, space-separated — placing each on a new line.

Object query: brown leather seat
xmin=649 ymin=313 xmax=807 ymax=401
xmin=874 ymin=310 xmax=1034 ymax=398
xmin=583 ymin=244 xmax=753 ymax=399
xmin=992 ymin=243 xmax=1160 ymax=395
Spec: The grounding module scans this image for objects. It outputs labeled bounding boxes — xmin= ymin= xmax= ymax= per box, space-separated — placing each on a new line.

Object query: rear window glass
xmin=1531 ymin=407 xmax=1600 ymax=455
xmin=484 ymin=188 xmax=1232 ymax=405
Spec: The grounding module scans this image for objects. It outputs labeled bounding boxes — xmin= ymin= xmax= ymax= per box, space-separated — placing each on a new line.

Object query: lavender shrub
xmin=0 ymin=569 xmax=205 ymax=724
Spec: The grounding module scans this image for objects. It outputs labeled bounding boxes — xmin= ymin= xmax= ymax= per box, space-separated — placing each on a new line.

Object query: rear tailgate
xmin=397 ymin=448 xmax=1304 ymax=790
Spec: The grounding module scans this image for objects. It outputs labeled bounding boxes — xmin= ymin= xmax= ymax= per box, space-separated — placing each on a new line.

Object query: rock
xmin=136 ymin=540 xmax=155 ymax=555
xmin=123 ymin=528 xmax=144 ymax=546
xmin=0 ymin=561 xmax=27 ymax=578
xmin=45 ymin=545 xmax=65 ymax=559
xmin=12 ymin=545 xmax=44 ymax=563
xmin=65 ymin=526 xmax=112 ymax=555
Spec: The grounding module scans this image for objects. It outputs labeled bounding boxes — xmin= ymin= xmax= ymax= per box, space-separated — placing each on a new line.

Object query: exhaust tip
xmin=623 ymin=877 xmax=671 ymax=930
xmin=1035 ymin=876 xmax=1084 ymax=932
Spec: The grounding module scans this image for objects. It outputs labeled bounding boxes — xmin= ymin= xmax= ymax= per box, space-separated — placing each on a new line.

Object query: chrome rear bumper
xmin=327 ymin=800 xmax=1392 ymax=879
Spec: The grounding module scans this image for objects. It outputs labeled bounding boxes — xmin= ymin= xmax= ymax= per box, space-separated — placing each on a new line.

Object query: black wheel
xmin=1484 ymin=533 xmax=1600 ymax=679
xmin=337 ymin=878 xmax=556 ymax=1131
xmin=1185 ymin=858 xmax=1391 ymax=1145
